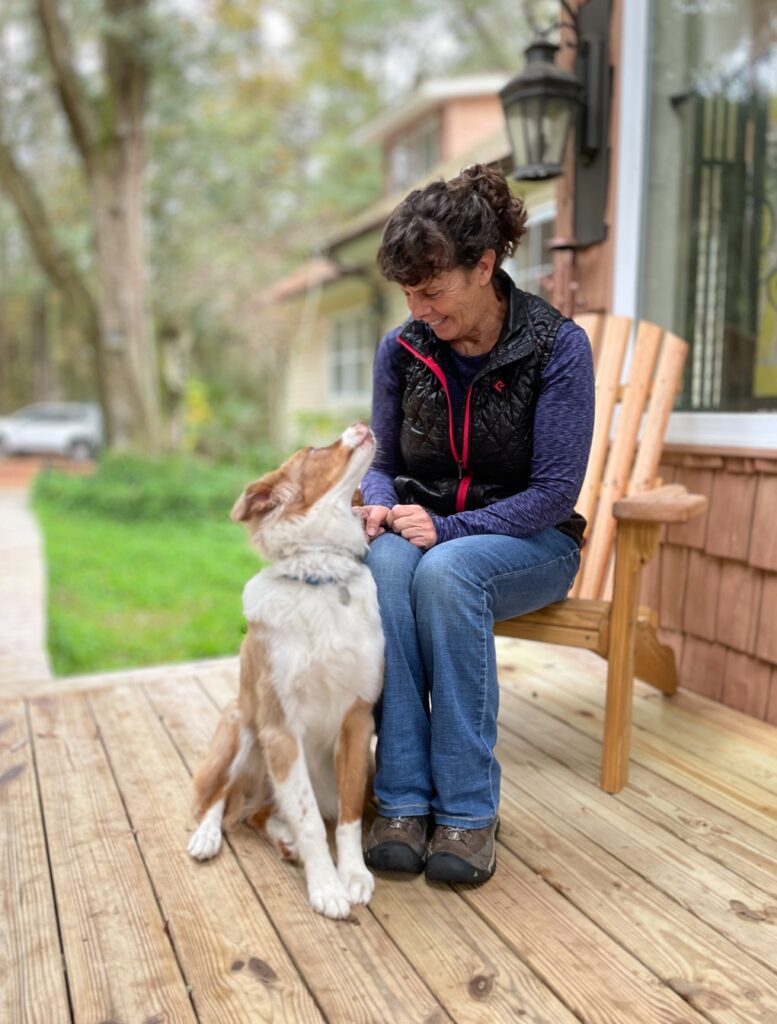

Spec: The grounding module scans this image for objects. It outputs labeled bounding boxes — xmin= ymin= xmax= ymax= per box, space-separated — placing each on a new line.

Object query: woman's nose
xmin=407 ymin=293 xmax=430 ymax=318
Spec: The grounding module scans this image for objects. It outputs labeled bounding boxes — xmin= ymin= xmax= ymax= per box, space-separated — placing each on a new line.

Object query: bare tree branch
xmin=35 ymin=0 xmax=97 ymax=167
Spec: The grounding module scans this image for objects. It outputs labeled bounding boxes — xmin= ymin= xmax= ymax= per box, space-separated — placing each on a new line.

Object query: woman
xmin=360 ymin=164 xmax=594 ymax=884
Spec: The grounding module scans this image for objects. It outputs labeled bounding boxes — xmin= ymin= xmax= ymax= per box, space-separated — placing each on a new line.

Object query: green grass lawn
xmin=33 ymin=456 xmax=267 ymax=676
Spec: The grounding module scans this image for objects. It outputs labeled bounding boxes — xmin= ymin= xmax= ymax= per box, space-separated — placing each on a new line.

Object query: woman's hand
xmin=359 ymin=504 xmax=391 ymax=541
xmin=388 ymin=504 xmax=437 ymax=549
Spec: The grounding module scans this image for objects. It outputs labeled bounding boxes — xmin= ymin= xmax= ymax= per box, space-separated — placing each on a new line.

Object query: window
xmin=329 ymin=315 xmax=373 ymax=401
xmin=641 ymin=3 xmax=777 ymax=413
xmin=503 ymin=203 xmax=555 ymax=301
xmin=387 ymin=116 xmax=441 ymax=194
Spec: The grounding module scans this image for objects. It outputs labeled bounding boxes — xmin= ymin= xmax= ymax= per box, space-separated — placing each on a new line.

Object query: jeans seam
xmin=477 ymin=587 xmax=497 ymax=821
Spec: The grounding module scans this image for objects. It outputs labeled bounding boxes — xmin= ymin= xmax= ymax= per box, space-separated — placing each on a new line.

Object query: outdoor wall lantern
xmin=500 ymin=0 xmax=612 ymax=246
xmin=499 ymin=37 xmax=583 ymax=181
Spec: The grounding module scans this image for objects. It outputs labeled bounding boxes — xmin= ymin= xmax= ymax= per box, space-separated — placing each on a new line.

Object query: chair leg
xmin=602 ymin=522 xmax=661 ymax=793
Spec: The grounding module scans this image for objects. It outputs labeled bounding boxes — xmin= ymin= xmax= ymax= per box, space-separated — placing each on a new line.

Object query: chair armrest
xmin=613 ymin=484 xmax=708 ymax=524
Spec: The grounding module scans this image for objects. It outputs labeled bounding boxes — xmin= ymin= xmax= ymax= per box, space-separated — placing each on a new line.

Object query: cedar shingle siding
xmin=646 ymin=448 xmax=777 ymax=723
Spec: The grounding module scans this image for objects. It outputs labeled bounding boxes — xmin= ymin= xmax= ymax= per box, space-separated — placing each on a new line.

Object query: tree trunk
xmin=91 ymin=146 xmax=160 ymax=451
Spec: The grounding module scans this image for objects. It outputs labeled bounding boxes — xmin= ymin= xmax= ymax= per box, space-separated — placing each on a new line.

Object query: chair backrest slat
xmin=573 ymin=314 xmax=631 ymax=535
xmin=576 ymin=320 xmax=665 ymax=601
xmin=628 ymin=331 xmax=688 ymax=495
xmin=575 ymin=312 xmax=604 ymax=367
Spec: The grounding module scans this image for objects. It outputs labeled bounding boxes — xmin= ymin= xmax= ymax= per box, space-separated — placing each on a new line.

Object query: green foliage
xmin=33 ymin=454 xmax=276 ymax=674
xmin=38 ymin=507 xmax=259 ymax=675
xmin=32 ymin=451 xmax=279 ymax=523
xmin=293 ymin=407 xmax=371 ymax=447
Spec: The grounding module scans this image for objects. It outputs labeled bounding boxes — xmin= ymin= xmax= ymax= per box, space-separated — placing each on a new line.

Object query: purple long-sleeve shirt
xmin=362 ymin=319 xmax=594 ymax=544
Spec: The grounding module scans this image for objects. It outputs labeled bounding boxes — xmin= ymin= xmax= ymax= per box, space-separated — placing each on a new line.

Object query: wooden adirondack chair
xmin=494 ymin=314 xmax=708 ymax=793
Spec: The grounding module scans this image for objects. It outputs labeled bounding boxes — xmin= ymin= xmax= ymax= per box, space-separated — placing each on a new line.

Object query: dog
xmin=186 ymin=422 xmax=384 ymax=919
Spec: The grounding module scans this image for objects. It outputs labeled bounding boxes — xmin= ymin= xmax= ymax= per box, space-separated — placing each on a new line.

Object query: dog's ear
xmin=351 ymin=487 xmax=364 ymax=508
xmin=230 ymin=473 xmax=280 ymax=523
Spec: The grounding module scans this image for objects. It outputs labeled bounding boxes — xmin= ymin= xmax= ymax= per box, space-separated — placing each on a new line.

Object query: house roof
xmin=257 ymin=258 xmax=340 ymax=306
xmin=352 ymin=74 xmax=510 ymax=146
xmin=325 ymin=126 xmax=512 ymax=254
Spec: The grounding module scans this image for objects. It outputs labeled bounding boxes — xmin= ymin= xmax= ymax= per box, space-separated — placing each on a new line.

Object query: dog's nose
xmin=341 ymin=422 xmax=372 ymax=448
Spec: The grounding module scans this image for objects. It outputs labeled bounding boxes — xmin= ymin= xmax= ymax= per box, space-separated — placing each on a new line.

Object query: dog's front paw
xmin=187 ymin=820 xmax=223 ymax=861
xmin=307 ymin=874 xmax=352 ymax=919
xmin=339 ymin=865 xmax=374 ymax=906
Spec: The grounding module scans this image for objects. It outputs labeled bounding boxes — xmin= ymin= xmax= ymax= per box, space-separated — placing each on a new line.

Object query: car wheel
xmin=68 ymin=440 xmax=95 ymax=461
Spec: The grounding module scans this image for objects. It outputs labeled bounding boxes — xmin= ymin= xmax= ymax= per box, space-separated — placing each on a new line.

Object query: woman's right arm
xmin=361 ymin=329 xmax=404 ymax=509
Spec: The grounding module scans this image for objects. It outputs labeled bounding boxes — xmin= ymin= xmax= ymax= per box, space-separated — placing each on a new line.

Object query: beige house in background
xmin=264 ymin=75 xmax=555 ymax=447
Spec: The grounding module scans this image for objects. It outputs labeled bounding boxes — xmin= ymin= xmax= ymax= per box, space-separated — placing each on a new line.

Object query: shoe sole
xmin=425 ymin=851 xmax=496 ymax=884
xmin=364 ymin=841 xmax=425 ymax=873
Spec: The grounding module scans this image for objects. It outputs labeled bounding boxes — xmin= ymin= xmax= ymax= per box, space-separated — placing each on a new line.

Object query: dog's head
xmin=231 ymin=422 xmax=375 ymax=558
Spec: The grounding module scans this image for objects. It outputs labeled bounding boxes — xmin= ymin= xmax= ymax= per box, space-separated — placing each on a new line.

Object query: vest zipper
xmin=398 ymin=336 xmax=475 ymax=514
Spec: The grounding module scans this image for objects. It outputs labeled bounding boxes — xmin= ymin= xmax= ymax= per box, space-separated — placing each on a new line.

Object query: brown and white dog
xmin=187 ymin=422 xmax=384 ymax=919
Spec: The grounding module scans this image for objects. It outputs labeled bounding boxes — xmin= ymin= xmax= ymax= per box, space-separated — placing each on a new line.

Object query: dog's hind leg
xmin=265 ymin=813 xmax=298 ymax=861
xmin=335 ymin=698 xmax=376 ymax=905
xmin=188 ymin=700 xmax=246 ymax=860
xmin=188 ymin=796 xmax=226 ymax=860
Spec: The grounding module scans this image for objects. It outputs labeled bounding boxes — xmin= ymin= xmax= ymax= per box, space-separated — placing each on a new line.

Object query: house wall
xmin=282 ymin=276 xmax=376 ymax=446
xmin=439 ymin=98 xmax=508 ymax=164
xmin=641 ymin=446 xmax=777 ymax=723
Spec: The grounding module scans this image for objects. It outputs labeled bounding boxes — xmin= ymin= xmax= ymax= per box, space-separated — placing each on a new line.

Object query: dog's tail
xmin=191 ymin=701 xmax=242 ymax=821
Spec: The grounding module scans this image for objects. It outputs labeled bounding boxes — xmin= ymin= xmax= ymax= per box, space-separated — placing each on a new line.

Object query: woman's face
xmin=400 ymin=252 xmax=498 ymax=343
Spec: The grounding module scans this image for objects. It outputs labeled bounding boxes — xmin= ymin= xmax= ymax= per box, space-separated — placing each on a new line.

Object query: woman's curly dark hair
xmin=376 ymin=164 xmax=528 ymax=286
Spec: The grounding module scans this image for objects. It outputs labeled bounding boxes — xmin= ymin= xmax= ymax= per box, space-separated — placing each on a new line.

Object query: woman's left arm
xmin=430 ymin=321 xmax=595 ymax=543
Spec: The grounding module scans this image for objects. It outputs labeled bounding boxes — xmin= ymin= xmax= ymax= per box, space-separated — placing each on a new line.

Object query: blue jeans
xmin=366 ymin=528 xmax=580 ymax=828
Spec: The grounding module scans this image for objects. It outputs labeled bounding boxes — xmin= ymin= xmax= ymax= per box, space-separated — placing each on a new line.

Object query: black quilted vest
xmin=394 ymin=274 xmax=569 ymax=518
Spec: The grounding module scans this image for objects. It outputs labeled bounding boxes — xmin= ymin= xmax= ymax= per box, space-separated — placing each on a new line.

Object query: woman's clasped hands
xmin=359 ymin=504 xmax=437 ymax=549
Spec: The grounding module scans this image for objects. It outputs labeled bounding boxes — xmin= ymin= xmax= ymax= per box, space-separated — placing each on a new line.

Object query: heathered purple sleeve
xmin=361 ymin=327 xmax=404 ymax=508
xmin=431 ymin=320 xmax=594 ymax=543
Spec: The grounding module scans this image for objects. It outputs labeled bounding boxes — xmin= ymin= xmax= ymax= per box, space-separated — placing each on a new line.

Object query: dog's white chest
xmin=243 ymin=569 xmax=384 ymax=720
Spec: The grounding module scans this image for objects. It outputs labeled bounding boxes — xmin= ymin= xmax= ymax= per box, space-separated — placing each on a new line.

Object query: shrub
xmin=32 ymin=451 xmax=281 ymax=523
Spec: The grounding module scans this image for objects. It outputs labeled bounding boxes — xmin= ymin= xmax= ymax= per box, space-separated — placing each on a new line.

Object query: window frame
xmin=615 ymin=1 xmax=777 ymax=450
xmin=327 ymin=313 xmax=374 ymax=405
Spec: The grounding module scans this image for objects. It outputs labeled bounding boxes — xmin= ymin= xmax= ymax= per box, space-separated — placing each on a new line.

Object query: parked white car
xmin=0 ymin=402 xmax=103 ymax=460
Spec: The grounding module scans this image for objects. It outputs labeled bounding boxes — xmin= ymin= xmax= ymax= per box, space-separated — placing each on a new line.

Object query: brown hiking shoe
xmin=364 ymin=815 xmax=429 ymax=873
xmin=425 ymin=817 xmax=500 ymax=883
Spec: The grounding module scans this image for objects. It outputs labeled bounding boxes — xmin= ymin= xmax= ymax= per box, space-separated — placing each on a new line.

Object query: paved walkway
xmin=0 ymin=459 xmax=52 ymax=691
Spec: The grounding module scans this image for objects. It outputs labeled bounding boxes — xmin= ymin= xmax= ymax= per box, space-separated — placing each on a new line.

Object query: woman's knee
xmin=366 ymin=532 xmax=423 ymax=593
xmin=411 ymin=544 xmax=482 ymax=611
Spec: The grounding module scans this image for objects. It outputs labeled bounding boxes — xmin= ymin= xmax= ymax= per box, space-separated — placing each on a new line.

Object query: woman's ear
xmin=477 ymin=249 xmax=497 ymax=284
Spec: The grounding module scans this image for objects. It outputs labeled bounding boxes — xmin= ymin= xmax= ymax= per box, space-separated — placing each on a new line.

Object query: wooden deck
xmin=2 ymin=638 xmax=777 ymax=1024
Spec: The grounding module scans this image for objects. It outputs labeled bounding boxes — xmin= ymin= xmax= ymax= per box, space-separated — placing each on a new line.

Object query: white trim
xmin=612 ymin=0 xmax=651 ymax=320
xmin=664 ymin=413 xmax=777 ymax=450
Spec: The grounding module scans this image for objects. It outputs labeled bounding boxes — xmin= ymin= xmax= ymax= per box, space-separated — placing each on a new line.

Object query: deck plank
xmin=27 ymin=692 xmax=198 ymax=1024
xmin=496 ymin=646 xmax=777 ymax=837
xmin=367 ymin=869 xmax=581 ymax=1024
xmin=492 ymin=747 xmax=777 ymax=1020
xmin=499 ymin=686 xmax=777 ymax=897
xmin=498 ymin=639 xmax=777 ymax=795
xmin=0 ymin=701 xmax=71 ymax=1024
xmin=494 ymin=716 xmax=777 ymax=974
xmin=88 ymin=684 xmax=325 ymax=1024
xmin=460 ymin=847 xmax=706 ymax=1024
xmin=147 ymin=673 xmax=453 ymax=1024
xmin=197 ymin=672 xmax=585 ymax=1024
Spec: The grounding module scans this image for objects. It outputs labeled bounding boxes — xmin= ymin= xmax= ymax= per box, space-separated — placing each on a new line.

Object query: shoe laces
xmin=387 ymin=816 xmax=418 ymax=833
xmin=439 ymin=826 xmax=467 ymax=844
